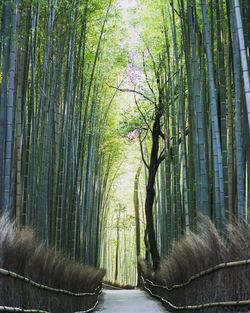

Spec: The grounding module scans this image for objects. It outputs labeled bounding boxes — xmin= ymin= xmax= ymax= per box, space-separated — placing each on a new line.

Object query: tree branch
xmin=159 ymin=130 xmax=165 ymax=140
xmin=170 ymin=1 xmax=181 ymax=17
xmin=107 ymin=84 xmax=156 ymax=105
xmin=133 ymin=92 xmax=152 ymax=133
xmin=139 ymin=130 xmax=149 ymax=169
xmin=142 ymin=50 xmax=156 ymax=100
xmin=158 ymin=148 xmax=166 ymax=164
xmin=157 ymin=127 xmax=189 ymax=165
xmin=145 ymin=45 xmax=158 ymax=81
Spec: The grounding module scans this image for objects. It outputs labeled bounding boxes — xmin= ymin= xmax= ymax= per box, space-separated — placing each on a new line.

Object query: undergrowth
xmin=0 ymin=215 xmax=105 ymax=313
xmin=140 ymin=217 xmax=250 ymax=312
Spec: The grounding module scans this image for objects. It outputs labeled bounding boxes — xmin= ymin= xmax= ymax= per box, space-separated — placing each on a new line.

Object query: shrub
xmin=0 ymin=215 xmax=105 ymax=313
xmin=140 ymin=217 xmax=250 ymax=312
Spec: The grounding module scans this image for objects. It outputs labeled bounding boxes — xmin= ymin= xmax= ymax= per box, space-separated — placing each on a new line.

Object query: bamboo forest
xmin=0 ymin=0 xmax=250 ymax=312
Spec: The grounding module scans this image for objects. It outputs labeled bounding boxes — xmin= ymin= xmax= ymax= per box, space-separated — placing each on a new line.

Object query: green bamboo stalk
xmin=233 ymin=0 xmax=250 ymax=132
xmin=201 ymin=0 xmax=225 ymax=229
xmin=0 ymin=1 xmax=11 ymax=214
xmin=3 ymin=0 xmax=18 ymax=218
xmin=231 ymin=1 xmax=246 ymax=221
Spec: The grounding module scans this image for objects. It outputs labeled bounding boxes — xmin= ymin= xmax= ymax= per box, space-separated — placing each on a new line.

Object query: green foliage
xmin=117 ymin=102 xmax=154 ymax=137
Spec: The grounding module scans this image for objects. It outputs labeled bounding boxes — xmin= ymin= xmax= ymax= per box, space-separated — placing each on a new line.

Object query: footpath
xmin=98 ymin=289 xmax=166 ymax=312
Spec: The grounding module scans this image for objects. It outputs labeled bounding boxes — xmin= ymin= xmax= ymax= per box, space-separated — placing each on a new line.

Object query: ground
xmin=98 ymin=289 xmax=166 ymax=312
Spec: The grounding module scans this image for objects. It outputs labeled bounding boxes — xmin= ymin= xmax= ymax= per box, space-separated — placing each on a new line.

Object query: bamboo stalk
xmin=234 ymin=0 xmax=250 ymax=132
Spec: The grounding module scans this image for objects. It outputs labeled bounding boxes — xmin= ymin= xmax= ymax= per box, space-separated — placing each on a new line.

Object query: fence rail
xmin=0 ymin=267 xmax=101 ymax=296
xmin=142 ymin=279 xmax=250 ymax=311
xmin=0 ymin=307 xmax=49 ymax=313
xmin=0 ymin=292 xmax=101 ymax=313
xmin=142 ymin=258 xmax=250 ymax=310
xmin=0 ymin=267 xmax=102 ymax=313
xmin=143 ymin=258 xmax=250 ymax=291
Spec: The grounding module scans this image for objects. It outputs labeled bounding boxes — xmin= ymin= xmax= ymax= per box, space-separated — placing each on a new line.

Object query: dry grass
xmin=140 ymin=217 xmax=250 ymax=312
xmin=0 ymin=215 xmax=105 ymax=313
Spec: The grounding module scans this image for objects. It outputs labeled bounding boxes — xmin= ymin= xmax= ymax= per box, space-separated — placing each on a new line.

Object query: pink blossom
xmin=127 ymin=129 xmax=139 ymax=141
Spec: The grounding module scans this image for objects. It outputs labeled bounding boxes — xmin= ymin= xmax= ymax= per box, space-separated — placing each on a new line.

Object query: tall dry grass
xmin=0 ymin=216 xmax=105 ymax=313
xmin=140 ymin=217 xmax=250 ymax=312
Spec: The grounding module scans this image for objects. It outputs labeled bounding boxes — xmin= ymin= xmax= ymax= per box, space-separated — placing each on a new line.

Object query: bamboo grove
xmin=0 ymin=0 xmax=124 ymax=267
xmin=152 ymin=0 xmax=250 ymax=260
xmin=118 ymin=0 xmax=250 ymax=268
xmin=1 ymin=0 xmax=250 ymax=285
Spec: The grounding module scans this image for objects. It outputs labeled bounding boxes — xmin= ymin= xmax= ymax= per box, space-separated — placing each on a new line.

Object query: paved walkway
xmin=97 ymin=289 xmax=166 ymax=312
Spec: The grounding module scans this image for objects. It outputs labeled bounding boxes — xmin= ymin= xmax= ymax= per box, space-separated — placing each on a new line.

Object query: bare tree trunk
xmin=145 ymin=112 xmax=162 ymax=270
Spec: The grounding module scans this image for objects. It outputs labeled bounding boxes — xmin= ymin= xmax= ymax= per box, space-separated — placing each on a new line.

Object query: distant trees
xmin=0 ymin=216 xmax=105 ymax=312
